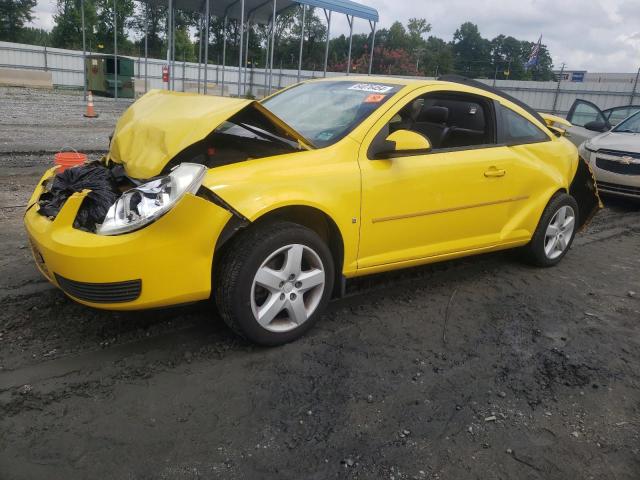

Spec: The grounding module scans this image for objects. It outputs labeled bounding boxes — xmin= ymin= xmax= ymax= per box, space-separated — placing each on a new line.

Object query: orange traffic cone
xmin=83 ymin=91 xmax=99 ymax=118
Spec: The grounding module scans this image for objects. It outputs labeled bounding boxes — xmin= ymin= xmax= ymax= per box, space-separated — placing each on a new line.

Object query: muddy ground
xmin=0 ymin=87 xmax=639 ymax=480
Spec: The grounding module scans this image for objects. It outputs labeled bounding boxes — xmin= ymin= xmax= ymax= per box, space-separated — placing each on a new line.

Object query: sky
xmin=28 ymin=0 xmax=640 ymax=73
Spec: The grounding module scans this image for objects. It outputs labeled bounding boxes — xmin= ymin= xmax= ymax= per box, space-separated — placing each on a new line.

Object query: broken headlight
xmin=97 ymin=163 xmax=206 ymax=235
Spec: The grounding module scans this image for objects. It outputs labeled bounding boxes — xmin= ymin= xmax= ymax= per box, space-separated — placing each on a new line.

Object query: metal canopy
xmin=86 ymin=0 xmax=378 ymax=101
xmin=300 ymin=0 xmax=377 ymax=21
xmin=147 ymin=0 xmax=378 ymax=23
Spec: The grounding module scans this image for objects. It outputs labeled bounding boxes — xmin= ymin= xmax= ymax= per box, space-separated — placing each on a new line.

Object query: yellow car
xmin=25 ymin=76 xmax=600 ymax=345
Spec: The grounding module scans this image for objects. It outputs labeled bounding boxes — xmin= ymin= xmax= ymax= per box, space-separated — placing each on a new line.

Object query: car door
xmin=357 ymin=88 xmax=531 ymax=270
xmin=602 ymin=105 xmax=640 ymax=127
xmin=566 ymin=99 xmax=610 ymax=146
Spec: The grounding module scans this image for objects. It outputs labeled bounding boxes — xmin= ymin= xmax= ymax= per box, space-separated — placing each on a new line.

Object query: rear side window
xmin=606 ymin=106 xmax=640 ymax=126
xmin=500 ymin=106 xmax=549 ymax=144
xmin=386 ymin=92 xmax=496 ymax=150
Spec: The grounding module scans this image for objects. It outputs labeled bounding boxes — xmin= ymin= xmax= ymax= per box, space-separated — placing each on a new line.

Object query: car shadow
xmin=600 ymin=193 xmax=640 ymax=212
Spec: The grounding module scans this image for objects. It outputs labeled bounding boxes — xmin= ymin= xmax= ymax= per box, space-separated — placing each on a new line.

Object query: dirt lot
xmin=0 ymin=87 xmax=639 ymax=480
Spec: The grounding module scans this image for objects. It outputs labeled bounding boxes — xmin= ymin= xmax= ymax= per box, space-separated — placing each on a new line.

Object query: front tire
xmin=215 ymin=221 xmax=335 ymax=346
xmin=522 ymin=193 xmax=579 ymax=267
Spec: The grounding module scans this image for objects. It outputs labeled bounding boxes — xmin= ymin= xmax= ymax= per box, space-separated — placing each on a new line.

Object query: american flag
xmin=525 ymin=36 xmax=542 ymax=70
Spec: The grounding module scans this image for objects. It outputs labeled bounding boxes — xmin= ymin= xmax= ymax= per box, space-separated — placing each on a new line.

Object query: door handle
xmin=484 ymin=167 xmax=506 ymax=178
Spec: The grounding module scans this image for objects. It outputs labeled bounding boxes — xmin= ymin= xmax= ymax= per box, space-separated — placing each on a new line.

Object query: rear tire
xmin=522 ymin=193 xmax=579 ymax=267
xmin=215 ymin=221 xmax=334 ymax=346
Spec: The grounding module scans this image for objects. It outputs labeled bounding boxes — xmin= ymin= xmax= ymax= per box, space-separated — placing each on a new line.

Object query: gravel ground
xmin=0 ymin=88 xmax=639 ymax=480
xmin=0 ymin=87 xmax=131 ymax=154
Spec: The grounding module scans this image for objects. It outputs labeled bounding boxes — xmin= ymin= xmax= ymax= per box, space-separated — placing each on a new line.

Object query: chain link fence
xmin=2 ymin=41 xmax=639 ymax=115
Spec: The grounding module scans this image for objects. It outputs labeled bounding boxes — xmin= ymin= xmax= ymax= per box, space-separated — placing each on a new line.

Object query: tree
xmin=407 ymin=17 xmax=431 ymax=44
xmin=451 ymin=22 xmax=491 ymax=78
xmin=419 ymin=36 xmax=453 ymax=76
xmin=50 ymin=0 xmax=97 ymax=50
xmin=490 ymin=34 xmax=525 ymax=80
xmin=94 ymin=0 xmax=134 ymax=54
xmin=172 ymin=25 xmax=196 ymax=62
xmin=386 ymin=21 xmax=410 ymax=51
xmin=338 ymin=45 xmax=418 ymax=76
xmin=0 ymin=0 xmax=37 ymax=41
xmin=39 ymin=11 xmax=558 ymax=83
xmin=16 ymin=26 xmax=50 ymax=45
xmin=130 ymin=1 xmax=166 ymax=58
xmin=266 ymin=6 xmax=328 ymax=70
xmin=326 ymin=32 xmax=369 ymax=72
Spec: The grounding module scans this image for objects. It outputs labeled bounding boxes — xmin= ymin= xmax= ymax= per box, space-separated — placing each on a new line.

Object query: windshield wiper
xmin=615 ymin=129 xmax=638 ymax=133
xmin=237 ymin=123 xmax=302 ymax=150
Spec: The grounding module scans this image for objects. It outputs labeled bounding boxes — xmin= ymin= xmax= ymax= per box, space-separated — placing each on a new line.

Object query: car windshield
xmin=613 ymin=111 xmax=640 ymax=133
xmin=261 ymin=81 xmax=401 ymax=147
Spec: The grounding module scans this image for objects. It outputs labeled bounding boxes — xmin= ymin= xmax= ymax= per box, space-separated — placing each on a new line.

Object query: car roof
xmin=309 ymin=75 xmax=438 ymax=87
xmin=307 ymin=75 xmax=547 ymax=127
xmin=603 ymin=104 xmax=640 ymax=111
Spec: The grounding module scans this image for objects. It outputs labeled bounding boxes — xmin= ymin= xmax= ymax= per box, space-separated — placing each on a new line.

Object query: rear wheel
xmin=215 ymin=221 xmax=334 ymax=346
xmin=522 ymin=193 xmax=579 ymax=267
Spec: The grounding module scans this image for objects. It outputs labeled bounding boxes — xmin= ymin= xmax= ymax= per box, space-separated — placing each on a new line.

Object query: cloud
xmin=361 ymin=0 xmax=639 ymax=72
xmin=27 ymin=0 xmax=640 ymax=72
xmin=31 ymin=0 xmax=56 ymax=30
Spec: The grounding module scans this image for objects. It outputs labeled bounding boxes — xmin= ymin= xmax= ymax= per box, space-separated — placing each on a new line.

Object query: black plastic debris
xmin=38 ymin=162 xmax=122 ymax=232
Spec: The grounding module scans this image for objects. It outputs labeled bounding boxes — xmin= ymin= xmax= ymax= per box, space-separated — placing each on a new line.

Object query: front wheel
xmin=215 ymin=221 xmax=335 ymax=346
xmin=522 ymin=193 xmax=579 ymax=267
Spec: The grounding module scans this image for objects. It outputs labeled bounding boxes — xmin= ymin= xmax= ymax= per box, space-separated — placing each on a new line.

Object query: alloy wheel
xmin=250 ymin=244 xmax=325 ymax=333
xmin=544 ymin=205 xmax=576 ymax=260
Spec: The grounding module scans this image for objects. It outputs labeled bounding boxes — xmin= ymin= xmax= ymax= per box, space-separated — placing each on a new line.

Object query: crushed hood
xmin=540 ymin=112 xmax=571 ymax=136
xmin=107 ymin=89 xmax=312 ymax=179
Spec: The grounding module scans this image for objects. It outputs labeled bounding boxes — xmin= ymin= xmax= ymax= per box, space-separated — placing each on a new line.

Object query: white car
xmin=578 ymin=110 xmax=640 ymax=199
xmin=565 ymin=99 xmax=640 ymax=147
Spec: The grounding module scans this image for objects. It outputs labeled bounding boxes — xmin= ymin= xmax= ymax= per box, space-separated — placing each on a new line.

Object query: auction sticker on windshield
xmin=364 ymin=94 xmax=387 ymax=103
xmin=348 ymin=83 xmax=394 ymax=93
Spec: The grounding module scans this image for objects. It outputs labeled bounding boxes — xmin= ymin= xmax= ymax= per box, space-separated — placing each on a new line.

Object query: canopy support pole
xmin=197 ymin=13 xmax=202 ymax=93
xmin=238 ymin=0 xmax=245 ymax=96
xmin=166 ymin=0 xmax=171 ymax=90
xmin=244 ymin=20 xmax=250 ymax=93
xmin=171 ymin=4 xmax=176 ymax=90
xmin=297 ymin=4 xmax=305 ymax=82
xmin=203 ymin=0 xmax=209 ymax=94
xmin=263 ymin=21 xmax=270 ymax=96
xmin=368 ymin=20 xmax=376 ymax=75
xmin=322 ymin=9 xmax=331 ymax=77
xmin=144 ymin=1 xmax=148 ymax=92
xmin=346 ymin=14 xmax=353 ymax=75
xmin=221 ymin=16 xmax=227 ymax=95
xmin=113 ymin=0 xmax=118 ymax=99
xmin=81 ymin=0 xmax=86 ymax=100
xmin=268 ymin=0 xmax=276 ymax=93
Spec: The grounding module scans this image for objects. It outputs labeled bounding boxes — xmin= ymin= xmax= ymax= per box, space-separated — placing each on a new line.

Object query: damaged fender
xmin=570 ymin=156 xmax=602 ymax=230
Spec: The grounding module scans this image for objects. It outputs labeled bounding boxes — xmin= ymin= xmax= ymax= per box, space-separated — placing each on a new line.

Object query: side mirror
xmin=376 ymin=129 xmax=431 ymax=158
xmin=584 ymin=120 xmax=609 ymax=132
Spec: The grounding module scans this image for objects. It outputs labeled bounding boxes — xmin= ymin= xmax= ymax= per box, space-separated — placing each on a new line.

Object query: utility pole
xmin=552 ymin=63 xmax=565 ymax=114
xmin=630 ymin=67 xmax=640 ymax=104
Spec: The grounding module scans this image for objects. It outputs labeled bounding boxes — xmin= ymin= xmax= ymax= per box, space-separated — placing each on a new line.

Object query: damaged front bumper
xmin=24 ymin=170 xmax=232 ymax=310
